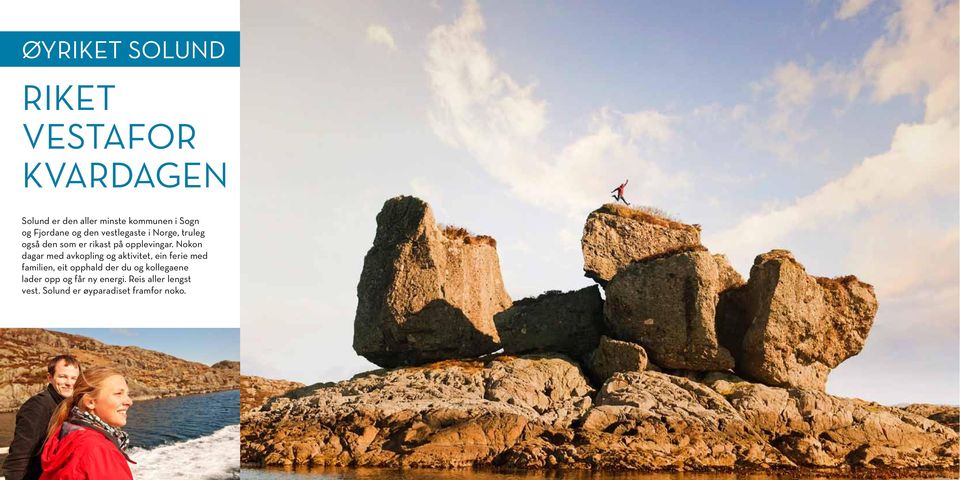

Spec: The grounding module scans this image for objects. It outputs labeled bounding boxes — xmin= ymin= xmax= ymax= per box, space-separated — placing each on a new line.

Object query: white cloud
xmin=740 ymin=0 xmax=955 ymax=164
xmin=747 ymin=61 xmax=863 ymax=161
xmin=366 ymin=24 xmax=398 ymax=51
xmin=426 ymin=0 xmax=685 ymax=218
xmin=711 ymin=0 xmax=958 ymax=242
xmin=622 ymin=110 xmax=676 ymax=143
xmin=772 ymin=62 xmax=817 ymax=107
xmin=847 ymin=214 xmax=959 ymax=301
xmin=836 ymin=0 xmax=877 ymax=19
xmin=862 ymin=0 xmax=959 ymax=122
xmin=708 ymin=0 xmax=959 ymax=326
xmin=707 ymin=117 xmax=958 ymax=258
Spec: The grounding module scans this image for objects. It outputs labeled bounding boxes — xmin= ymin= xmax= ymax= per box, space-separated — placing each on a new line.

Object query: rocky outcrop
xmin=242 ymin=361 xmax=957 ymax=472
xmin=241 ymin=356 xmax=593 ymax=468
xmin=604 ymin=250 xmax=734 ymax=371
xmin=717 ymin=250 xmax=878 ymax=390
xmin=565 ymin=371 xmax=791 ymax=469
xmin=900 ymin=404 xmax=960 ymax=432
xmin=707 ymin=376 xmax=958 ymax=469
xmin=584 ymin=336 xmax=648 ymax=385
xmin=241 ymin=375 xmax=306 ymax=415
xmin=581 ymin=204 xmax=702 ymax=285
xmin=353 ymin=196 xmax=512 ymax=368
xmin=494 ymin=286 xmax=603 ymax=358
xmin=213 ymin=360 xmax=241 ymax=370
xmin=0 ymin=329 xmax=240 ymax=412
xmin=245 ymin=199 xmax=955 ymax=474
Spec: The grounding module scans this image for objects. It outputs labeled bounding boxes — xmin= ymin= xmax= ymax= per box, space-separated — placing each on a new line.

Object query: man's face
xmin=48 ymin=361 xmax=80 ymax=398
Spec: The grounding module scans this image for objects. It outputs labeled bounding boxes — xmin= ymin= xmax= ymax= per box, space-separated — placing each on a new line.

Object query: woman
xmin=40 ymin=366 xmax=134 ymax=479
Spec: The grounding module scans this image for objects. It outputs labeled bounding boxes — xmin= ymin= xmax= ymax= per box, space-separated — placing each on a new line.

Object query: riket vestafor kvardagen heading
xmin=21 ymin=84 xmax=226 ymax=189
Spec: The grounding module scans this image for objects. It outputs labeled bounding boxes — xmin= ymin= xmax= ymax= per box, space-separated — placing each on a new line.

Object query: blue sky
xmin=242 ymin=0 xmax=958 ymax=405
xmin=53 ymin=329 xmax=239 ymax=365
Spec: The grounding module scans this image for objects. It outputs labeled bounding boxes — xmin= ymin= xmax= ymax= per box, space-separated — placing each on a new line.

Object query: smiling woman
xmin=40 ymin=367 xmax=134 ymax=480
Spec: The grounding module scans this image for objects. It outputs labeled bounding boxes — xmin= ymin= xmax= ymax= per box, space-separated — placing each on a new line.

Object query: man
xmin=611 ymin=179 xmax=630 ymax=205
xmin=3 ymin=355 xmax=81 ymax=480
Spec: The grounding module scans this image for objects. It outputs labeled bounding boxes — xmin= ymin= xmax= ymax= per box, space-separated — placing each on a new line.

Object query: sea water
xmin=0 ymin=390 xmax=239 ymax=480
xmin=129 ymin=424 xmax=239 ymax=479
xmin=127 ymin=390 xmax=239 ymax=479
xmin=240 ymin=467 xmax=955 ymax=480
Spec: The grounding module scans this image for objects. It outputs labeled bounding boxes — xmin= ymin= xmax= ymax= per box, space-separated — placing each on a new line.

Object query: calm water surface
xmin=241 ymin=467 xmax=957 ymax=480
xmin=125 ymin=389 xmax=239 ymax=449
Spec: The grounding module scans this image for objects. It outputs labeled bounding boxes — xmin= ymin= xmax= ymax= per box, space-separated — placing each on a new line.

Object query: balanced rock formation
xmin=494 ymin=286 xmax=603 ymax=358
xmin=243 ymin=199 xmax=958 ymax=474
xmin=353 ymin=196 xmax=512 ymax=368
xmin=241 ymin=375 xmax=306 ymax=415
xmin=584 ymin=335 xmax=649 ymax=386
xmin=604 ymin=249 xmax=735 ymax=371
xmin=716 ymin=250 xmax=878 ymax=390
xmin=0 ymin=329 xmax=239 ymax=411
xmin=581 ymin=204 xmax=702 ymax=285
xmin=708 ymin=375 xmax=958 ymax=468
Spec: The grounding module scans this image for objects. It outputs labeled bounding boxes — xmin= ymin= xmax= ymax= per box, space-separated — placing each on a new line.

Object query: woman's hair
xmin=46 ymin=366 xmax=126 ymax=441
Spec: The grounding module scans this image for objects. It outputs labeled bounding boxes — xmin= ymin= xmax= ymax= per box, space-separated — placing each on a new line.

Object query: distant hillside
xmin=0 ymin=329 xmax=239 ymax=412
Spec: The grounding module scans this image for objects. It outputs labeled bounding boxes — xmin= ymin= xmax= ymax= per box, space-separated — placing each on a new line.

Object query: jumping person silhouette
xmin=611 ymin=179 xmax=630 ymax=205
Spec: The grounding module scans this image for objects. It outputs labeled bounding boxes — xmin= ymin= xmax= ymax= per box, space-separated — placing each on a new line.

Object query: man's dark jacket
xmin=3 ymin=384 xmax=65 ymax=480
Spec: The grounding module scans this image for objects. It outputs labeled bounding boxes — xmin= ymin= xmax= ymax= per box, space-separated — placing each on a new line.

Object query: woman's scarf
xmin=67 ymin=406 xmax=130 ymax=451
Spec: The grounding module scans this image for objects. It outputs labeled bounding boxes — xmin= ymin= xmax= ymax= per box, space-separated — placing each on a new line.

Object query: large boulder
xmin=353 ymin=196 xmax=512 ymax=368
xmin=604 ymin=250 xmax=735 ymax=371
xmin=707 ymin=377 xmax=959 ymax=469
xmin=494 ymin=286 xmax=604 ymax=358
xmin=584 ymin=336 xmax=648 ymax=386
xmin=717 ymin=250 xmax=877 ymax=390
xmin=581 ymin=204 xmax=702 ymax=285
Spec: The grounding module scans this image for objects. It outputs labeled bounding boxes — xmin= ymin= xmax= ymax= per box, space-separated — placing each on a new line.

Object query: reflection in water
xmin=240 ymin=467 xmax=954 ymax=480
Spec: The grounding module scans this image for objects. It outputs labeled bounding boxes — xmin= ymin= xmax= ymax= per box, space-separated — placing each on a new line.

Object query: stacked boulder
xmin=494 ymin=286 xmax=604 ymax=358
xmin=580 ymin=205 xmax=876 ymax=391
xmin=353 ymin=196 xmax=512 ymax=368
xmin=716 ymin=250 xmax=877 ymax=390
xmin=242 ymin=197 xmax=957 ymax=472
xmin=351 ymin=199 xmax=879 ymax=386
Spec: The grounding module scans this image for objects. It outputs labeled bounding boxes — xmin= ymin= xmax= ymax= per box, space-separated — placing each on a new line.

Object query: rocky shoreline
xmin=0 ymin=389 xmax=241 ymax=414
xmin=242 ymin=356 xmax=957 ymax=474
xmin=0 ymin=329 xmax=240 ymax=412
xmin=125 ymin=386 xmax=241 ymax=406
xmin=242 ymin=197 xmax=958 ymax=474
xmin=246 ymin=466 xmax=958 ymax=479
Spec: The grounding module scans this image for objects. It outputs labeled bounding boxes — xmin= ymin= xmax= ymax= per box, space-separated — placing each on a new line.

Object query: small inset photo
xmin=0 ymin=328 xmax=239 ymax=480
